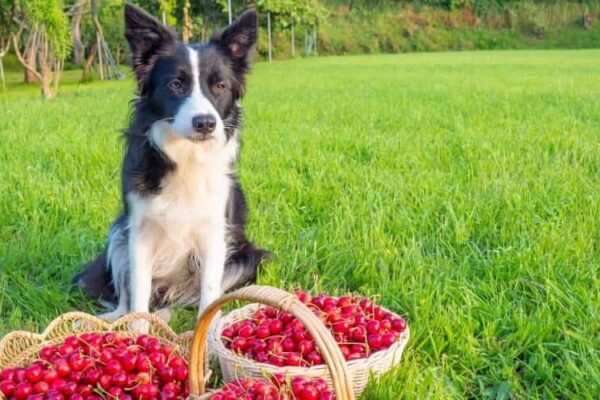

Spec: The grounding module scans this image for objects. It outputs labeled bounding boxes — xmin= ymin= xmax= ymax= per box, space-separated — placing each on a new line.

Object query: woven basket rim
xmin=208 ymin=302 xmax=410 ymax=373
xmin=0 ymin=311 xmax=193 ymax=369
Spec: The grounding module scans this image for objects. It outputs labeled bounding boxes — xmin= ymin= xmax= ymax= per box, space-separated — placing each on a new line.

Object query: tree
xmin=69 ymin=0 xmax=87 ymax=65
xmin=256 ymin=0 xmax=328 ymax=58
xmin=13 ymin=0 xmax=71 ymax=99
xmin=0 ymin=0 xmax=19 ymax=90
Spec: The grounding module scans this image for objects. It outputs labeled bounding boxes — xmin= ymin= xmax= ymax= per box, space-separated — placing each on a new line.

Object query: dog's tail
xmin=72 ymin=250 xmax=118 ymax=308
xmin=222 ymin=243 xmax=272 ymax=293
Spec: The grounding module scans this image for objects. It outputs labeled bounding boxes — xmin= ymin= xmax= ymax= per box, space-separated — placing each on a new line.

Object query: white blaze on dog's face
xmin=124 ymin=5 xmax=257 ymax=162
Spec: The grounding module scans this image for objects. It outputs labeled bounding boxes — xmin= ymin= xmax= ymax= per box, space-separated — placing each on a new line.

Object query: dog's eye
xmin=213 ymin=82 xmax=226 ymax=94
xmin=168 ymin=79 xmax=183 ymax=93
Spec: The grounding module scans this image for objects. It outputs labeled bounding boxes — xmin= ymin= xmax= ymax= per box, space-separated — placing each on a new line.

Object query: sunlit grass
xmin=0 ymin=50 xmax=598 ymax=399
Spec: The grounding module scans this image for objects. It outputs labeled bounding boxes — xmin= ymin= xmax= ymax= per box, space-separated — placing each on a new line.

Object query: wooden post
xmin=267 ymin=13 xmax=272 ymax=64
xmin=291 ymin=23 xmax=295 ymax=57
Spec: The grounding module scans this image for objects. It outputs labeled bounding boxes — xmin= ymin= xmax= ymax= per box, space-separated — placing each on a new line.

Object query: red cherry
xmin=282 ymin=338 xmax=296 ymax=352
xmin=15 ymin=382 xmax=33 ymax=400
xmin=70 ymin=394 xmax=84 ymax=400
xmin=320 ymin=391 xmax=335 ymax=400
xmin=57 ymin=344 xmax=75 ymax=357
xmin=301 ymin=385 xmax=320 ymax=400
xmin=337 ymin=296 xmax=352 ymax=307
xmin=83 ymin=369 xmax=101 ymax=385
xmin=0 ymin=368 xmax=15 ymax=382
xmin=173 ymin=366 xmax=187 ymax=381
xmin=382 ymin=332 xmax=398 ymax=347
xmin=98 ymin=374 xmax=112 ymax=390
xmin=54 ymin=361 xmax=70 ymax=378
xmin=368 ymin=334 xmax=383 ymax=350
xmin=42 ymin=369 xmax=58 ymax=384
xmin=350 ymin=326 xmax=366 ymax=341
xmin=77 ymin=385 xmax=93 ymax=398
xmin=298 ymin=340 xmax=314 ymax=355
xmin=59 ymin=381 xmax=77 ymax=396
xmin=295 ymin=291 xmax=312 ymax=304
xmin=119 ymin=352 xmax=137 ymax=372
xmin=0 ymin=380 xmax=17 ymax=397
xmin=268 ymin=319 xmax=283 ymax=335
xmin=46 ymin=389 xmax=65 ymax=400
xmin=168 ymin=355 xmax=186 ymax=369
xmin=14 ymin=368 xmax=27 ymax=383
xmin=162 ymin=382 xmax=180 ymax=395
xmin=33 ymin=381 xmax=49 ymax=394
xmin=285 ymin=352 xmax=303 ymax=366
xmin=39 ymin=347 xmax=55 ymax=360
xmin=25 ymin=365 xmax=43 ymax=383
xmin=68 ymin=354 xmax=84 ymax=372
xmin=306 ymin=351 xmax=323 ymax=366
xmin=391 ymin=317 xmax=407 ymax=332
xmin=108 ymin=372 xmax=125 ymax=388
xmin=366 ymin=320 xmax=381 ymax=334
xmin=146 ymin=339 xmax=161 ymax=353
xmin=109 ymin=387 xmax=125 ymax=398
xmin=158 ymin=366 xmax=174 ymax=382
xmin=238 ymin=325 xmax=255 ymax=339
xmin=136 ymin=335 xmax=150 ymax=348
xmin=222 ymin=327 xmax=235 ymax=340
xmin=136 ymin=354 xmax=152 ymax=372
xmin=148 ymin=351 xmax=166 ymax=367
xmin=103 ymin=359 xmax=122 ymax=375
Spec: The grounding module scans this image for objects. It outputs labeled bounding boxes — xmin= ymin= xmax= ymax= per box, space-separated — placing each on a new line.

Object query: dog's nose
xmin=192 ymin=114 xmax=217 ymax=135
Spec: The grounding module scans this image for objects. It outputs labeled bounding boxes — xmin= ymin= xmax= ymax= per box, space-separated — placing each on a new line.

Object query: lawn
xmin=0 ymin=50 xmax=599 ymax=399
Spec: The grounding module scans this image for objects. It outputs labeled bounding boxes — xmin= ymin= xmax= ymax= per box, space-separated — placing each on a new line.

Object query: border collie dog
xmin=73 ymin=4 xmax=269 ymax=321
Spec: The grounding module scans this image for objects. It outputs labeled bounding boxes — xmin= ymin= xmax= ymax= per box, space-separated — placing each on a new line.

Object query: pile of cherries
xmin=211 ymin=375 xmax=335 ymax=400
xmin=222 ymin=290 xmax=407 ymax=367
xmin=0 ymin=332 xmax=189 ymax=400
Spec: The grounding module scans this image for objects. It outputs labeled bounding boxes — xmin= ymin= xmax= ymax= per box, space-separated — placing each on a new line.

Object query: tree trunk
xmin=267 ymin=13 xmax=272 ymax=64
xmin=71 ymin=7 xmax=84 ymax=65
xmin=82 ymin=41 xmax=97 ymax=81
xmin=40 ymin=74 xmax=52 ymax=99
xmin=24 ymin=43 xmax=37 ymax=83
xmin=291 ymin=23 xmax=295 ymax=57
xmin=0 ymin=56 xmax=5 ymax=91
xmin=182 ymin=0 xmax=192 ymax=43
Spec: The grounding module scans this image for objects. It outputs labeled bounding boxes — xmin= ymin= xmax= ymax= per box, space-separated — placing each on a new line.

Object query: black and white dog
xmin=73 ymin=4 xmax=269 ymax=321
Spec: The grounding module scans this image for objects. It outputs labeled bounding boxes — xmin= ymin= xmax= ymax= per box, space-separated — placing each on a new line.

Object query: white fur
xmin=117 ymin=46 xmax=238 ymax=322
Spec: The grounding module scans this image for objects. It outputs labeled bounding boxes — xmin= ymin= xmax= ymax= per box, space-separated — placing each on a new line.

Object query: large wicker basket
xmin=189 ymin=285 xmax=409 ymax=399
xmin=0 ymin=312 xmax=192 ymax=370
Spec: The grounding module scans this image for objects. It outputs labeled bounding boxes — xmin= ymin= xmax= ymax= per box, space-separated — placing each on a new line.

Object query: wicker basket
xmin=0 ymin=312 xmax=193 ymax=370
xmin=189 ymin=285 xmax=410 ymax=400
xmin=189 ymin=285 xmax=356 ymax=400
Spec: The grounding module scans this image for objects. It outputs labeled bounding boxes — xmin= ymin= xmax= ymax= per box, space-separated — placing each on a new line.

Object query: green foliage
xmin=23 ymin=0 xmax=71 ymax=60
xmin=257 ymin=0 xmax=329 ymax=27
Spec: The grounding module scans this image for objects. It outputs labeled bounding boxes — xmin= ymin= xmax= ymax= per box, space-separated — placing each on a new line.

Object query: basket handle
xmin=189 ymin=285 xmax=355 ymax=400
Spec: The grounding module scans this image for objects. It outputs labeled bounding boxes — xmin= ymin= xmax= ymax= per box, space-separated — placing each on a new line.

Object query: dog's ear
xmin=211 ymin=9 xmax=258 ymax=75
xmin=124 ymin=3 xmax=176 ymax=84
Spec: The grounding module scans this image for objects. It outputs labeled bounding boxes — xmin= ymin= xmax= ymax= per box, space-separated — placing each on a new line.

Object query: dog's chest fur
xmin=127 ymin=130 xmax=238 ymax=303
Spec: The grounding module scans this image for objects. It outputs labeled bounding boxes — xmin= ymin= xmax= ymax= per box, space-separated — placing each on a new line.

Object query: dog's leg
xmin=198 ymin=222 xmax=226 ymax=317
xmin=97 ymin=221 xmax=130 ymax=322
xmin=129 ymin=225 xmax=154 ymax=332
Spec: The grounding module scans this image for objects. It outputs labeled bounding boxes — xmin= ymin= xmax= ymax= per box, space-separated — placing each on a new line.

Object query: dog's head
xmin=124 ymin=4 xmax=257 ymax=158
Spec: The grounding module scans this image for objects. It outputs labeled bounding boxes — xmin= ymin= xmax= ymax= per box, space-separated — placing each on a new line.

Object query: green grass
xmin=0 ymin=50 xmax=599 ymax=399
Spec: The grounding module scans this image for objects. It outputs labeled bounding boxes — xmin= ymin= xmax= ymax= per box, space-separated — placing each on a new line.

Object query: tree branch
xmin=11 ymin=31 xmax=42 ymax=81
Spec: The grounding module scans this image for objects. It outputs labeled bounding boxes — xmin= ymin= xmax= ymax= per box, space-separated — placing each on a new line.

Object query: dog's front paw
xmin=128 ymin=318 xmax=151 ymax=334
